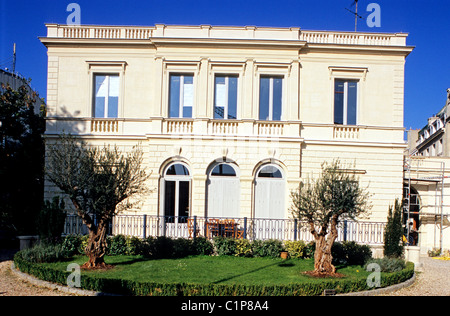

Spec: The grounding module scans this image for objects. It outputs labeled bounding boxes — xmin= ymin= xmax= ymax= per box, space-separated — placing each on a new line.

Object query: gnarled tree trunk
xmin=314 ymin=235 xmax=336 ymax=275
xmin=73 ymin=200 xmax=110 ymax=269
xmin=311 ymin=215 xmax=340 ymax=275
xmin=83 ymin=222 xmax=108 ymax=268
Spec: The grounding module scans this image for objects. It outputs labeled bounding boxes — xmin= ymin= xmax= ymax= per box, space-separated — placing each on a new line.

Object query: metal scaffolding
xmin=403 ymin=157 xmax=448 ymax=254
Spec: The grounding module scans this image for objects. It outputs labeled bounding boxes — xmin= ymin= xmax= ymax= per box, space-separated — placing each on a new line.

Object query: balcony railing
xmin=211 ymin=121 xmax=239 ymax=135
xmin=166 ymin=120 xmax=193 ymax=134
xmin=91 ymin=119 xmax=120 ymax=133
xmin=334 ymin=126 xmax=360 ymax=140
xmin=45 ymin=117 xmax=301 ymax=139
xmin=64 ymin=214 xmax=386 ymax=245
xmin=163 ymin=119 xmax=294 ymax=138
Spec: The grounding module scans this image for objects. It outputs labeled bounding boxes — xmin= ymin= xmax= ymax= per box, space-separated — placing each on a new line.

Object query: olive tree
xmin=45 ymin=134 xmax=150 ymax=268
xmin=290 ymin=160 xmax=372 ymax=275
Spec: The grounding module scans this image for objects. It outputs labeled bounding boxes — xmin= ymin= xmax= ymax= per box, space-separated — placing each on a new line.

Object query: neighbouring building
xmin=404 ymin=89 xmax=450 ymax=256
xmin=40 ymin=24 xmax=415 ymax=253
xmin=0 ymin=69 xmax=44 ymax=115
xmin=407 ymin=89 xmax=450 ymax=157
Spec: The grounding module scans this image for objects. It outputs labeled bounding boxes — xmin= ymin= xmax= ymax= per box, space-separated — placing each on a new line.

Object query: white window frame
xmin=329 ymin=66 xmax=366 ymax=126
xmin=93 ymin=74 xmax=120 ymax=118
xmin=162 ymin=61 xmax=199 ymax=119
xmin=87 ymin=61 xmax=126 ymax=119
xmin=258 ymin=75 xmax=285 ymax=121
xmin=169 ymin=73 xmax=195 ymax=119
xmin=160 ymin=162 xmax=192 ymax=223
xmin=213 ymin=75 xmax=239 ymax=120
xmin=208 ymin=62 xmax=245 ymax=120
xmin=334 ymin=79 xmax=359 ymax=126
xmin=254 ymin=62 xmax=290 ymax=122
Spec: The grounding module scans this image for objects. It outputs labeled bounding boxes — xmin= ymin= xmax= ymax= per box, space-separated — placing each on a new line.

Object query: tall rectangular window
xmin=259 ymin=76 xmax=283 ymax=121
xmin=334 ymin=79 xmax=358 ymax=125
xmin=214 ymin=75 xmax=238 ymax=119
xmin=169 ymin=74 xmax=194 ymax=118
xmin=94 ymin=74 xmax=119 ymax=118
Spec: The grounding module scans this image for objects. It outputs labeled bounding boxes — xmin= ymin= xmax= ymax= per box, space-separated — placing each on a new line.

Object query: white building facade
xmin=40 ymin=24 xmax=414 ymax=247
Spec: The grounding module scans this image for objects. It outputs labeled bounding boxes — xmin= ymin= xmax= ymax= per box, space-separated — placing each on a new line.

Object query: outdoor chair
xmin=187 ymin=218 xmax=200 ymax=239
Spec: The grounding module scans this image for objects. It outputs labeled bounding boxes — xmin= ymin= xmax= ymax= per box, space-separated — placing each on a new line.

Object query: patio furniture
xmin=206 ymin=219 xmax=243 ymax=239
xmin=187 ymin=218 xmax=200 ymax=239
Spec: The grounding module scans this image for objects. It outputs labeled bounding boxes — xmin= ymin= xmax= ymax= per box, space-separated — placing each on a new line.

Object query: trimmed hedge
xmin=13 ymin=252 xmax=415 ymax=296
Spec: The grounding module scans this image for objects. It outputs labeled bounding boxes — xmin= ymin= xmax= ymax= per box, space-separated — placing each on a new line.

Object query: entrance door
xmin=164 ymin=180 xmax=190 ymax=223
xmin=162 ymin=163 xmax=191 ymax=237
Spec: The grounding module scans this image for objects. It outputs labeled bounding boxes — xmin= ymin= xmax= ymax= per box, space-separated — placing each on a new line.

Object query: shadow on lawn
xmin=211 ymin=259 xmax=294 ymax=284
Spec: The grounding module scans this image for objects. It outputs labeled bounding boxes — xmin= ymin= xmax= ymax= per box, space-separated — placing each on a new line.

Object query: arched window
xmin=162 ymin=163 xmax=191 ymax=224
xmin=165 ymin=163 xmax=190 ymax=176
xmin=211 ymin=164 xmax=237 ymax=177
xmin=207 ymin=163 xmax=240 ymax=218
xmin=257 ymin=165 xmax=283 ymax=178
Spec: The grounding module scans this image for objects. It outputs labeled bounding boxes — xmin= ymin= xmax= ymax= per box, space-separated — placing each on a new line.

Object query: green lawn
xmin=41 ymin=255 xmax=371 ymax=285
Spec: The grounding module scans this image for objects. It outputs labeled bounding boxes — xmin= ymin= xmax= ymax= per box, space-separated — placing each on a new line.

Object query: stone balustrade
xmin=45 ymin=24 xmax=408 ymax=46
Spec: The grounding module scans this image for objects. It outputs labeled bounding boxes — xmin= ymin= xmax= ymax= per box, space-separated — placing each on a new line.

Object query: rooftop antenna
xmin=12 ymin=43 xmax=16 ymax=74
xmin=345 ymin=0 xmax=364 ymax=32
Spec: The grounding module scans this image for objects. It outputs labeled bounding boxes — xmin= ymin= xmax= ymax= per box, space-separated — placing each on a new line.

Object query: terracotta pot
xmin=280 ymin=251 xmax=289 ymax=259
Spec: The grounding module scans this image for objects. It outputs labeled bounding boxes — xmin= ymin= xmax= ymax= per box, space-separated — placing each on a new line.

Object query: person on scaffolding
xmin=403 ymin=218 xmax=418 ymax=246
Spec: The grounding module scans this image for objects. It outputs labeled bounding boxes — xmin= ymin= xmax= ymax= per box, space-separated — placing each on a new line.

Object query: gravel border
xmin=9 ymin=262 xmax=102 ymax=296
xmin=10 ymin=262 xmax=124 ymax=296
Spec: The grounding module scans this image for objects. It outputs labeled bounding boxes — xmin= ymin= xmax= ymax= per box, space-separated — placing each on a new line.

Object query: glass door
xmin=162 ymin=163 xmax=191 ymax=237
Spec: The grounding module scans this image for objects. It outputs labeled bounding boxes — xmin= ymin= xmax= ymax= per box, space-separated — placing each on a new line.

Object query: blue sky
xmin=1 ymin=0 xmax=449 ymax=131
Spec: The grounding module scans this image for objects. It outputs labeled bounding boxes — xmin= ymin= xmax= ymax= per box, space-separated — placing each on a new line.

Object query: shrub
xmin=365 ymin=257 xmax=406 ymax=273
xmin=213 ymin=237 xmax=237 ymax=256
xmin=428 ymin=248 xmax=441 ymax=257
xmin=384 ymin=199 xmax=404 ymax=258
xmin=191 ymin=237 xmax=214 ymax=256
xmin=108 ymin=235 xmax=128 ymax=256
xmin=303 ymin=241 xmax=315 ymax=259
xmin=150 ymin=236 xmax=175 ymax=258
xmin=172 ymin=238 xmax=193 ymax=258
xmin=235 ymin=239 xmax=252 ymax=257
xmin=38 ymin=196 xmax=66 ymax=243
xmin=145 ymin=236 xmax=199 ymax=259
xmin=284 ymin=240 xmax=306 ymax=259
xmin=332 ymin=241 xmax=372 ymax=266
xmin=61 ymin=235 xmax=83 ymax=256
xmin=126 ymin=236 xmax=144 ymax=255
xmin=16 ymin=243 xmax=69 ymax=263
xmin=252 ymin=239 xmax=284 ymax=258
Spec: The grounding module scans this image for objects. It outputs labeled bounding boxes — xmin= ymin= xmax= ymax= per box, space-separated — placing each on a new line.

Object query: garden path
xmin=380 ymin=256 xmax=450 ymax=296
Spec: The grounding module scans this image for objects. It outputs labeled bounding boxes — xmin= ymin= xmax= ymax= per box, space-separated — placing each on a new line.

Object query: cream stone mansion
xmin=40 ymin=24 xmax=414 ymax=248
